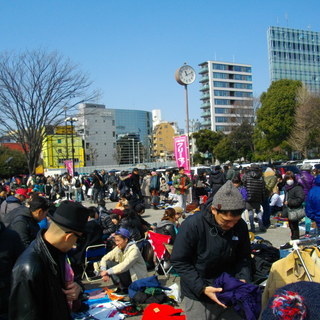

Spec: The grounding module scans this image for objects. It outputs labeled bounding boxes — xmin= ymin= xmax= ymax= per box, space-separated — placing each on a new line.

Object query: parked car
xmin=275 ymin=165 xmax=300 ymax=175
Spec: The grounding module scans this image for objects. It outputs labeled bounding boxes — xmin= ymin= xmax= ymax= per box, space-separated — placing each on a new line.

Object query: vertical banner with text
xmin=64 ymin=160 xmax=74 ymax=177
xmin=174 ymin=135 xmax=191 ymax=176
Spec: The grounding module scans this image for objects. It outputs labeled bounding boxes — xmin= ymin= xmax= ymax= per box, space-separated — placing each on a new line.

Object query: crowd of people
xmin=0 ymin=162 xmax=320 ymax=319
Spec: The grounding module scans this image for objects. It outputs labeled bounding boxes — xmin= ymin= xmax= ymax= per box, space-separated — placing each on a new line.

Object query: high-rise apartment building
xmin=267 ymin=26 xmax=320 ymax=92
xmin=199 ymin=61 xmax=253 ymax=132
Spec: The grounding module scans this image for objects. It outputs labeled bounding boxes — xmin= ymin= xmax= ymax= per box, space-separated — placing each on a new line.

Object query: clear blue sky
xmin=1 ymin=0 xmax=320 ymax=129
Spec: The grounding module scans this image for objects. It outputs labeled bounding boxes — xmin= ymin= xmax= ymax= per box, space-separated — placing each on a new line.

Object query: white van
xmin=302 ymin=159 xmax=320 ymax=166
xmin=191 ymin=166 xmax=212 ymax=177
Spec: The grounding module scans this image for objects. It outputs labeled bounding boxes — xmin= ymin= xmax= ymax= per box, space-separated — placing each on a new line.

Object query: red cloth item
xmin=148 ymin=231 xmax=171 ymax=259
xmin=142 ymin=303 xmax=186 ymax=320
xmin=15 ymin=188 xmax=29 ymax=198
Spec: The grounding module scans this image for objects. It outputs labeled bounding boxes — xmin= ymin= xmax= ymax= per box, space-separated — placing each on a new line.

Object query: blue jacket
xmin=306 ymin=175 xmax=320 ymax=226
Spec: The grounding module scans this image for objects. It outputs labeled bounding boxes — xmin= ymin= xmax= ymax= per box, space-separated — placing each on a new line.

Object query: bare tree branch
xmin=0 ymin=49 xmax=99 ymax=173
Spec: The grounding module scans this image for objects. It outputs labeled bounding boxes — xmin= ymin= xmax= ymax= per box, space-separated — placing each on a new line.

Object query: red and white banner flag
xmin=64 ymin=160 xmax=73 ymax=177
xmin=174 ymin=135 xmax=191 ymax=176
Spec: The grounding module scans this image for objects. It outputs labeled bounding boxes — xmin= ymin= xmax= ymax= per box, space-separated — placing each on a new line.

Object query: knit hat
xmin=262 ymin=281 xmax=320 ymax=320
xmin=212 ymin=180 xmax=245 ymax=211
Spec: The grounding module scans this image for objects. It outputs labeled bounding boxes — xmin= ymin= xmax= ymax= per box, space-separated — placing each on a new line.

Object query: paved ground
xmin=80 ymin=198 xmax=299 ymax=319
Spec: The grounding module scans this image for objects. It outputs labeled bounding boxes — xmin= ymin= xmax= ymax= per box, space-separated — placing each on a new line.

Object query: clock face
xmin=176 ymin=65 xmax=196 ymax=85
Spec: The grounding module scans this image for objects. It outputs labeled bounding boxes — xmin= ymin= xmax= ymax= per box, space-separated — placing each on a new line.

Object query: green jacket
xmin=173 ymin=174 xmax=192 ymax=195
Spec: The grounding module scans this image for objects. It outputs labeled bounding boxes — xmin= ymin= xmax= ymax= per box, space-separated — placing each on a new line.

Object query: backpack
xmin=75 ymin=178 xmax=81 ymax=188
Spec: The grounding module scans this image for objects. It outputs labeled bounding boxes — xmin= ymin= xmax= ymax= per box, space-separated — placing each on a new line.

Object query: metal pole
xmin=71 ymin=120 xmax=75 ymax=176
xmin=184 ymin=84 xmax=192 ymax=167
xmin=64 ymin=106 xmax=69 ymax=162
xmin=184 ymin=85 xmax=189 ymax=138
xmin=132 ymin=139 xmax=135 ymax=165
xmin=137 ymin=142 xmax=140 ymax=164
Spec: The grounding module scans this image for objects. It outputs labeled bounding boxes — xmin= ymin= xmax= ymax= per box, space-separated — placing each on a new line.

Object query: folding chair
xmin=148 ymin=231 xmax=173 ymax=279
xmin=82 ymin=244 xmax=107 ymax=282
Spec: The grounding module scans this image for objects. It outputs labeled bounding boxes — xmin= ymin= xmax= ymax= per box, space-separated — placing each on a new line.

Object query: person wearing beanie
xmin=171 ymin=181 xmax=251 ymax=320
xmin=262 ymin=281 xmax=320 ymax=320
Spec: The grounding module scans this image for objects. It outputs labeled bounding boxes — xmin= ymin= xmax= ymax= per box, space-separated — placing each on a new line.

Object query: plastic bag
xmin=165 ymin=283 xmax=181 ymax=303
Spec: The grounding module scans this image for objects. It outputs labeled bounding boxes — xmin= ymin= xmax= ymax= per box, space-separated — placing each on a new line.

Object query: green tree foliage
xmin=0 ymin=146 xmax=28 ymax=177
xmin=254 ymin=79 xmax=302 ymax=160
xmin=192 ymin=129 xmax=224 ymax=162
xmin=192 ymin=152 xmax=206 ymax=165
xmin=213 ymin=122 xmax=254 ymax=163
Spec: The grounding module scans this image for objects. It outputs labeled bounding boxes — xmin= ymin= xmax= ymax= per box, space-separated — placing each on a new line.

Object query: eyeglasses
xmin=65 ymin=231 xmax=86 ymax=242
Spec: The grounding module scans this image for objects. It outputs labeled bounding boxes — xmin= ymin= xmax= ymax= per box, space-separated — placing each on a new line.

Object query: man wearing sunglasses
xmin=9 ymin=201 xmax=90 ymax=320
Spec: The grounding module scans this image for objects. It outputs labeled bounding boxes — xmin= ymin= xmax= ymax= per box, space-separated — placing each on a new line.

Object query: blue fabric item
xmin=306 ymin=175 xmax=320 ymax=226
xmin=128 ymin=275 xmax=170 ymax=298
xmin=38 ymin=217 xmax=48 ymax=229
xmin=213 ymin=272 xmax=262 ymax=320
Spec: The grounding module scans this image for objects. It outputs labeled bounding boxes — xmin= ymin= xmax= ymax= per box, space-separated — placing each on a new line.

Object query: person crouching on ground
xmin=100 ymin=227 xmax=147 ymax=294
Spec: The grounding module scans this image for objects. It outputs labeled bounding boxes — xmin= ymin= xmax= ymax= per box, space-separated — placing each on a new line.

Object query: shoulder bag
xmin=287 ymin=206 xmax=305 ymax=222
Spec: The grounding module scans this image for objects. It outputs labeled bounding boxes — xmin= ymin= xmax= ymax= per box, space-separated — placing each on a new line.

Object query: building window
xmin=57 ymin=139 xmax=62 ymax=143
xmin=113 ymin=131 xmax=115 ymax=137
xmin=215 ymin=116 xmax=229 ymax=123
xmin=112 ymin=120 xmax=115 ymax=126
xmin=215 ymin=108 xmax=228 ymax=114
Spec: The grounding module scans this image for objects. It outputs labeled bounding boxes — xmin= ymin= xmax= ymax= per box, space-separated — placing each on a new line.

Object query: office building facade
xmin=267 ymin=26 xmax=320 ymax=92
xmin=199 ymin=61 xmax=254 ymax=132
xmin=77 ymin=104 xmax=152 ymax=166
xmin=77 ymin=103 xmax=117 ymax=166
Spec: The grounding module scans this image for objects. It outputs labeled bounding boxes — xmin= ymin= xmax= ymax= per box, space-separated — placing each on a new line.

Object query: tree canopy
xmin=254 ymin=79 xmax=302 ymax=159
xmin=192 ymin=129 xmax=224 ymax=154
xmin=214 ymin=121 xmax=254 ymax=163
xmin=0 ymin=49 xmax=98 ymax=174
xmin=0 ymin=146 xmax=28 ymax=177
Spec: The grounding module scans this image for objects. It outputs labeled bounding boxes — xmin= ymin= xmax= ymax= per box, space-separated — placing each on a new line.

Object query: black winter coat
xmin=155 ymin=220 xmax=177 ymax=244
xmin=209 ymin=171 xmax=226 ymax=196
xmin=285 ymin=183 xmax=305 ymax=209
xmin=0 ymin=222 xmax=24 ymax=315
xmin=8 ymin=206 xmax=40 ymax=249
xmin=9 ymin=230 xmax=72 ymax=320
xmin=242 ymin=169 xmax=265 ymax=204
xmin=99 ymin=208 xmax=116 ymax=236
xmin=171 ymin=208 xmax=251 ymax=302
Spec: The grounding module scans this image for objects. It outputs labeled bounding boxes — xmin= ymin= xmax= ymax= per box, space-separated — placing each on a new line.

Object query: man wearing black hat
xmin=9 ymin=201 xmax=90 ymax=320
xmin=171 ymin=181 xmax=252 ymax=320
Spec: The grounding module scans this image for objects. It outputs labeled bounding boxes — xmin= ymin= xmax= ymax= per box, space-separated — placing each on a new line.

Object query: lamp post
xmin=130 ymin=138 xmax=135 ymax=165
xmin=137 ymin=141 xmax=141 ymax=164
xmin=65 ymin=117 xmax=78 ymax=175
xmin=63 ymin=106 xmax=69 ymax=161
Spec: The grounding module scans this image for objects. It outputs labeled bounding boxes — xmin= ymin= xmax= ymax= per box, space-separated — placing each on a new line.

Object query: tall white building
xmin=199 ymin=61 xmax=254 ymax=133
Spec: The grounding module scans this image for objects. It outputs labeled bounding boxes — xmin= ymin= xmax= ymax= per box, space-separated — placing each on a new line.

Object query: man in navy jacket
xmin=171 ymin=181 xmax=251 ymax=320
